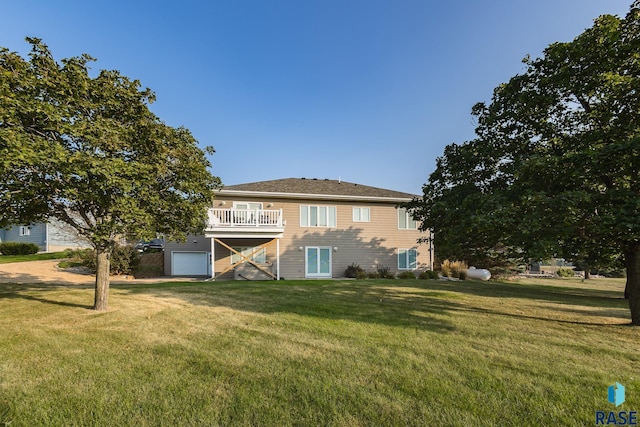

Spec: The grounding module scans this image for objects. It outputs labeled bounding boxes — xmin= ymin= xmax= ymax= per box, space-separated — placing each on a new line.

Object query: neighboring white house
xmin=0 ymin=218 xmax=91 ymax=252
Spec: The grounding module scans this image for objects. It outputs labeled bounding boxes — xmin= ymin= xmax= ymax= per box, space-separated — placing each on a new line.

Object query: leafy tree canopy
xmin=406 ymin=3 xmax=640 ymax=323
xmin=0 ymin=38 xmax=221 ymax=310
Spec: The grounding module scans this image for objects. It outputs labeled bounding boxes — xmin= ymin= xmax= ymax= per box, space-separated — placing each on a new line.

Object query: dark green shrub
xmin=0 ymin=242 xmax=40 ymax=255
xmin=458 ymin=270 xmax=468 ymax=280
xmin=377 ymin=265 xmax=395 ymax=279
xmin=80 ymin=252 xmax=95 ymax=271
xmin=419 ymin=270 xmax=439 ymax=280
xmin=590 ymin=268 xmax=626 ymax=278
xmin=77 ymin=249 xmax=97 ymax=268
xmin=345 ymin=263 xmax=365 ymax=278
xmin=81 ymin=245 xmax=140 ymax=275
xmin=397 ymin=271 xmax=416 ymax=279
xmin=112 ymin=245 xmax=141 ymax=275
xmin=603 ymin=270 xmax=626 ymax=278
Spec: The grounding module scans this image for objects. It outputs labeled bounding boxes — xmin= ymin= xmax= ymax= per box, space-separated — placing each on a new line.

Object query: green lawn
xmin=0 ymin=277 xmax=638 ymax=426
xmin=0 ymin=251 xmax=69 ymax=264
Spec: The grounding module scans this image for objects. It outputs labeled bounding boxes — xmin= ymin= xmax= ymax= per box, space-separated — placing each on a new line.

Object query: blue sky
xmin=1 ymin=1 xmax=632 ymax=194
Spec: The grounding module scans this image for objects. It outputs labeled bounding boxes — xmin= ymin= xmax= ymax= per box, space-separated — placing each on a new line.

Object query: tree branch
xmin=574 ymin=94 xmax=592 ymax=114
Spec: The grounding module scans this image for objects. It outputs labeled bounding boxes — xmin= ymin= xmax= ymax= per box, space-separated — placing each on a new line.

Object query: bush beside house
xmin=0 ymin=242 xmax=40 ymax=255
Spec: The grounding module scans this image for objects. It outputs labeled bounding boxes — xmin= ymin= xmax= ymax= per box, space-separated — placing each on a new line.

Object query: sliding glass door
xmin=305 ymin=247 xmax=332 ymax=278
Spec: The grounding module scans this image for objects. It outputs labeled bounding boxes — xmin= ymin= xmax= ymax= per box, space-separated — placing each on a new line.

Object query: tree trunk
xmin=625 ymin=278 xmax=630 ymax=300
xmin=94 ymin=248 xmax=111 ymax=311
xmin=584 ymin=270 xmax=591 ymax=280
xmin=625 ymin=243 xmax=640 ymax=325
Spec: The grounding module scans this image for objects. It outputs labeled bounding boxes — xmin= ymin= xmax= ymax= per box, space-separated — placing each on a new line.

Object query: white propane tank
xmin=466 ymin=267 xmax=491 ymax=281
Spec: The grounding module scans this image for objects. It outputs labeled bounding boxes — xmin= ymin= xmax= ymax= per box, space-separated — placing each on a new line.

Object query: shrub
xmin=601 ymin=269 xmax=626 ymax=278
xmin=556 ymin=268 xmax=575 ymax=278
xmin=110 ymin=245 xmax=140 ymax=275
xmin=458 ymin=270 xmax=468 ymax=280
xmin=76 ymin=249 xmax=97 ymax=267
xmin=63 ymin=248 xmax=92 ymax=260
xmin=419 ymin=270 xmax=439 ymax=280
xmin=440 ymin=261 xmax=451 ymax=278
xmin=81 ymin=244 xmax=140 ymax=275
xmin=489 ymin=266 xmax=522 ymax=279
xmin=440 ymin=259 xmax=468 ymax=278
xmin=57 ymin=260 xmax=85 ymax=269
xmin=345 ymin=263 xmax=365 ymax=279
xmin=354 ymin=270 xmax=368 ymax=280
xmin=0 ymin=242 xmax=40 ymax=255
xmin=397 ymin=271 xmax=416 ymax=279
xmin=367 ymin=271 xmax=381 ymax=279
xmin=377 ymin=265 xmax=395 ymax=279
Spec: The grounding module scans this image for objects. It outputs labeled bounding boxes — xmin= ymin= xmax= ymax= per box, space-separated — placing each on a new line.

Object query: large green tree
xmin=0 ymin=38 xmax=221 ymax=310
xmin=406 ymin=3 xmax=640 ymax=323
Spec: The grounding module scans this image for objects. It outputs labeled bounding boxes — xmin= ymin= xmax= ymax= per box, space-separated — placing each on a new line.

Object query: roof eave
xmin=216 ymin=189 xmax=414 ymax=203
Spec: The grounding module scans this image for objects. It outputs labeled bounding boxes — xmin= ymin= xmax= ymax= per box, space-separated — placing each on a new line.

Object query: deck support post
xmin=210 ymin=237 xmax=215 ymax=280
xmin=276 ymin=238 xmax=280 ymax=280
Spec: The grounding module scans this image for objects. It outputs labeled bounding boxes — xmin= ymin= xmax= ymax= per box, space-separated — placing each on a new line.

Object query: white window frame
xmin=305 ymin=246 xmax=332 ymax=278
xmin=398 ymin=208 xmax=417 ymax=230
xmin=231 ymin=247 xmax=266 ymax=264
xmin=19 ymin=226 xmax=30 ymax=236
xmin=352 ymin=207 xmax=370 ymax=222
xmin=398 ymin=248 xmax=417 ymax=270
xmin=300 ymin=205 xmax=337 ymax=228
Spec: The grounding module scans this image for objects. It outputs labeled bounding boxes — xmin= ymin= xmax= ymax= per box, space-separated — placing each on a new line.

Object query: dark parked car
xmin=134 ymin=239 xmax=165 ymax=252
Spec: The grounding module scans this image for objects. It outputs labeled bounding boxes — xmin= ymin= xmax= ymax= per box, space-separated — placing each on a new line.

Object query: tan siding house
xmin=164 ymin=178 xmax=431 ymax=279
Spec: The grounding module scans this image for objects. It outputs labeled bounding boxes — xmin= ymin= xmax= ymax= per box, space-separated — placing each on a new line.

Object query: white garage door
xmin=171 ymin=252 xmax=210 ymax=276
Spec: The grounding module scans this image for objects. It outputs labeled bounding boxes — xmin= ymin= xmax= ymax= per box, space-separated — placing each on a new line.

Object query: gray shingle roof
xmin=221 ymin=178 xmax=417 ymax=200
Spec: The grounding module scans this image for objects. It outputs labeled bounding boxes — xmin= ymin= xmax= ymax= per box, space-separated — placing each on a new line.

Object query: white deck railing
xmin=207 ymin=208 xmax=283 ymax=228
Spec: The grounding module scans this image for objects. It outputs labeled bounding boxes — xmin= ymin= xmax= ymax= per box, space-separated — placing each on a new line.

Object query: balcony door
xmin=233 ymin=202 xmax=263 ymax=224
xmin=305 ymin=247 xmax=332 ymax=278
xmin=234 ymin=202 xmax=263 ymax=211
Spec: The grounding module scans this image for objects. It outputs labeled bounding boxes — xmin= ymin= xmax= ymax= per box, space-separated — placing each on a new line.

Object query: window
xmin=352 ymin=207 xmax=370 ymax=222
xmin=398 ymin=249 xmax=417 ymax=270
xmin=398 ymin=208 xmax=417 ymax=230
xmin=19 ymin=226 xmax=30 ymax=236
xmin=300 ymin=205 xmax=337 ymax=227
xmin=231 ymin=247 xmax=266 ymax=264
